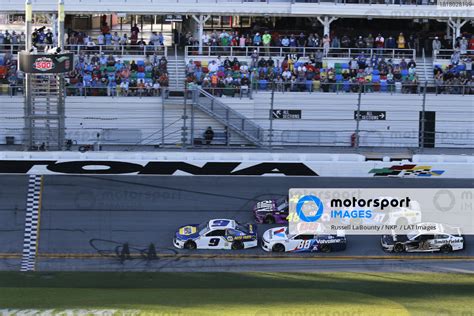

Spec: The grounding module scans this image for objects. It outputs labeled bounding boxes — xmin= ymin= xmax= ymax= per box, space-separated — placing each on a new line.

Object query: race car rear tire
xmin=272 ymin=243 xmax=285 ymax=252
xmin=320 ymin=244 xmax=331 ymax=253
xmin=393 ymin=243 xmax=405 ymax=253
xmin=231 ymin=241 xmax=244 ymax=250
xmin=440 ymin=244 xmax=452 ymax=253
xmin=264 ymin=216 xmax=275 ymax=224
xmin=184 ymin=241 xmax=197 ymax=250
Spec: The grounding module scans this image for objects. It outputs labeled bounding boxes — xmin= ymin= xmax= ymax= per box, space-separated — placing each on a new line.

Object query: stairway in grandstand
xmin=167 ymin=53 xmax=186 ymax=91
xmin=416 ymin=56 xmax=435 ymax=87
xmin=193 ymin=88 xmax=265 ymax=147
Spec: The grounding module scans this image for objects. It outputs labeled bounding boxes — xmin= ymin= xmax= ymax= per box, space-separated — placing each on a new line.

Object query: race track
xmin=0 ymin=175 xmax=473 ymax=272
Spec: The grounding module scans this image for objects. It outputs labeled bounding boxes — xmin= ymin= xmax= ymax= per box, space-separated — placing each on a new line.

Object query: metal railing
xmin=434 ymin=49 xmax=474 ymax=60
xmin=422 ymin=48 xmax=428 ymax=84
xmin=193 ymin=87 xmax=264 ymax=145
xmin=2 ymin=82 xmax=472 ymax=98
xmin=0 ymin=43 xmax=169 ymax=57
xmin=1 ymin=84 xmax=472 ymax=149
xmin=185 ymin=46 xmax=416 ymax=60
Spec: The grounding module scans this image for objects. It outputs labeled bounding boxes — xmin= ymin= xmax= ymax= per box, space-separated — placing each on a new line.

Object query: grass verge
xmin=0 ymin=272 xmax=473 ymax=316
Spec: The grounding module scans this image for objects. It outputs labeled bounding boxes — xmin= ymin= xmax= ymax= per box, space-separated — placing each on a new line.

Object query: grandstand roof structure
xmin=2 ymin=0 xmax=473 ymax=19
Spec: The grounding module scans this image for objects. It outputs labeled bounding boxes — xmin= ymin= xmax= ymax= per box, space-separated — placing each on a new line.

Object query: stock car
xmin=173 ymin=219 xmax=257 ymax=250
xmin=261 ymin=226 xmax=347 ymax=253
xmin=366 ymin=197 xmax=422 ymax=226
xmin=253 ymin=197 xmax=289 ymax=224
xmin=335 ymin=197 xmax=422 ymax=227
xmin=381 ymin=222 xmax=464 ymax=253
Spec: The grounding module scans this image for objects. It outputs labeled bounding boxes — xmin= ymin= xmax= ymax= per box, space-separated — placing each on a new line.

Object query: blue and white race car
xmin=261 ymin=227 xmax=346 ymax=253
xmin=173 ymin=219 xmax=257 ymax=250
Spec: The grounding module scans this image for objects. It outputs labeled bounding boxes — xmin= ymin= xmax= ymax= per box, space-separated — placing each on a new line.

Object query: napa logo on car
xmin=179 ymin=225 xmax=197 ymax=235
xmin=33 ymin=57 xmax=55 ymax=72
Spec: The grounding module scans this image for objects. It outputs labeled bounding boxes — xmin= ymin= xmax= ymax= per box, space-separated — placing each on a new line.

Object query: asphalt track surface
xmin=0 ymin=175 xmax=473 ymax=272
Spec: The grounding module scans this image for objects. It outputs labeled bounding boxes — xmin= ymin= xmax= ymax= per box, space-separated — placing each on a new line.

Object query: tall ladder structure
xmin=25 ymin=74 xmax=65 ymax=150
xmin=23 ymin=0 xmax=67 ymax=151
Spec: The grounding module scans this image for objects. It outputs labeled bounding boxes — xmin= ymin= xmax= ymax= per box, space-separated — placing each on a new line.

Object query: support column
xmin=58 ymin=0 xmax=65 ymax=48
xmin=317 ymin=16 xmax=338 ymax=37
xmin=25 ymin=0 xmax=32 ymax=51
xmin=50 ymin=14 xmax=58 ymax=46
xmin=192 ymin=14 xmax=210 ymax=55
xmin=25 ymin=0 xmax=33 ymax=150
xmin=58 ymin=0 xmax=66 ymax=150
xmin=447 ymin=18 xmax=467 ymax=48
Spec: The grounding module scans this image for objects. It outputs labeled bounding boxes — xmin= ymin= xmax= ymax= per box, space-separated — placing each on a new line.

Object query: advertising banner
xmin=18 ymin=51 xmax=74 ymax=74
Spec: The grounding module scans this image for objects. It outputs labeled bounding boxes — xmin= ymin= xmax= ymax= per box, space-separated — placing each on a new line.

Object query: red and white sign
xmin=33 ymin=57 xmax=55 ymax=72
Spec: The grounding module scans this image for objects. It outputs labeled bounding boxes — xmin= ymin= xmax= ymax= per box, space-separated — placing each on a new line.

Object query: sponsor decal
xmin=33 ymin=57 xmax=55 ymax=72
xmin=179 ymin=226 xmax=197 ymax=236
xmin=369 ymin=164 xmax=445 ymax=177
xmin=273 ymin=228 xmax=286 ymax=238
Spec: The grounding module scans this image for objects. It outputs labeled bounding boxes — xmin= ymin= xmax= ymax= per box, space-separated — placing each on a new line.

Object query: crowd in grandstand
xmin=66 ymin=25 xmax=165 ymax=54
xmin=433 ymin=51 xmax=472 ymax=94
xmin=184 ymin=51 xmax=427 ymax=95
xmin=64 ymin=52 xmax=169 ymax=96
xmin=0 ymin=29 xmax=26 ymax=54
xmin=186 ymin=30 xmax=421 ymax=54
xmin=1 ymin=23 xmax=473 ymax=96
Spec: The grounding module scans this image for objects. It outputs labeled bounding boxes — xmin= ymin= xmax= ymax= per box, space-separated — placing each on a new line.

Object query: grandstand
xmin=0 ymin=0 xmax=472 ymax=151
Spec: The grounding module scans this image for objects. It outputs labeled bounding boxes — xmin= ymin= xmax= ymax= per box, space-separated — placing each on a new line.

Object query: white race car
xmin=367 ymin=197 xmax=422 ymax=226
xmin=381 ymin=222 xmax=464 ymax=253
xmin=173 ymin=219 xmax=258 ymax=250
xmin=261 ymin=226 xmax=347 ymax=253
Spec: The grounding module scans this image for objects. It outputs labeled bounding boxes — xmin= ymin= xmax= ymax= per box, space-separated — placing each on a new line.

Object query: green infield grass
xmin=0 ymin=272 xmax=473 ymax=316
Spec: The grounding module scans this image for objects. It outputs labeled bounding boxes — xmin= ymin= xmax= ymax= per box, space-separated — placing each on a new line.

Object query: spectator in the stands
xmin=432 ymin=36 xmax=442 ymax=56
xmin=375 ymin=33 xmax=384 ymax=48
xmin=112 ymin=32 xmax=120 ymax=51
xmin=97 ymin=33 xmax=105 ymax=46
xmin=341 ymin=34 xmax=351 ymax=48
xmin=239 ymin=34 xmax=246 ymax=48
xmin=322 ymin=34 xmax=330 ymax=56
xmin=186 ymin=59 xmax=196 ymax=76
xmin=204 ymin=126 xmax=214 ymax=145
xmin=331 ymin=35 xmax=340 ymax=48
xmin=355 ymin=36 xmax=365 ymax=49
xmin=297 ymin=33 xmax=306 ymax=47
xmin=459 ymin=37 xmax=468 ymax=54
xmin=397 ymin=32 xmax=406 ymax=49
xmin=385 ymin=36 xmax=396 ymax=49
xmin=451 ymin=50 xmax=461 ymax=66
xmin=408 ymin=59 xmax=416 ymax=69
xmin=263 ymin=31 xmax=272 ymax=54
xmin=365 ymin=34 xmax=374 ymax=48
xmin=253 ymin=32 xmax=262 ymax=46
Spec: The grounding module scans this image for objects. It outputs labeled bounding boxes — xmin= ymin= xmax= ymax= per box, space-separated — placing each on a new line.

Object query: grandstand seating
xmin=185 ymin=54 xmax=420 ymax=94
